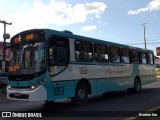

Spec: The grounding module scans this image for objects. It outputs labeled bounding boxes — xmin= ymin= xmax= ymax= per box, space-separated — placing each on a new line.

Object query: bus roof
xmin=45 ymin=29 xmax=153 ymax=53
xmin=11 ymin=28 xmax=154 ymax=53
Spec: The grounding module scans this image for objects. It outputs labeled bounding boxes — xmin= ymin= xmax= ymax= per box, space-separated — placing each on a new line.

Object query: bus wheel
xmin=71 ymin=83 xmax=88 ymax=105
xmin=127 ymin=77 xmax=141 ymax=93
xmin=134 ymin=77 xmax=141 ymax=92
xmin=2 ymin=84 xmax=7 ymax=94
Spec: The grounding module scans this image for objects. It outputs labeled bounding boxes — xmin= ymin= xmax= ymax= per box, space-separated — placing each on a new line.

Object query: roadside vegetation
xmin=156 ymin=71 xmax=160 ymax=76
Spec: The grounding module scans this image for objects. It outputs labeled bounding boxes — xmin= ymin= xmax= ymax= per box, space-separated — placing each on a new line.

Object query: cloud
xmin=128 ymin=0 xmax=160 ymax=15
xmin=81 ymin=25 xmax=97 ymax=31
xmin=18 ymin=1 xmax=30 ymax=10
xmin=0 ymin=0 xmax=107 ymax=38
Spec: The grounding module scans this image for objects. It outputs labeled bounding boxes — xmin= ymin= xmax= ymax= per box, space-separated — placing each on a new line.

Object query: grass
xmin=156 ymin=71 xmax=160 ymax=76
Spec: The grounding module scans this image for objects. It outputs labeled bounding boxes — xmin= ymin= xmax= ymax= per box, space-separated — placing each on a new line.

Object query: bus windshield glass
xmin=9 ymin=42 xmax=46 ymax=75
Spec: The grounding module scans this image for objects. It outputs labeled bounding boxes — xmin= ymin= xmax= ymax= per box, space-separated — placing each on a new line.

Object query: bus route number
xmin=54 ymin=87 xmax=64 ymax=96
xmin=26 ymin=34 xmax=34 ymax=40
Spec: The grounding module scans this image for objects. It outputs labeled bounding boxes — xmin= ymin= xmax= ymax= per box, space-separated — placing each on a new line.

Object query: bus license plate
xmin=15 ymin=93 xmax=21 ymax=97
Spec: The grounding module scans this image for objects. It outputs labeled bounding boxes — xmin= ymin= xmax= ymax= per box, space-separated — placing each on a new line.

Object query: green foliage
xmin=156 ymin=71 xmax=160 ymax=76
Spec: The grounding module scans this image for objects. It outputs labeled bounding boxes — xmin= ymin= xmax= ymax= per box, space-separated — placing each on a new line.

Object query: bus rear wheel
xmin=134 ymin=77 xmax=141 ymax=92
xmin=71 ymin=83 xmax=88 ymax=105
xmin=128 ymin=77 xmax=141 ymax=93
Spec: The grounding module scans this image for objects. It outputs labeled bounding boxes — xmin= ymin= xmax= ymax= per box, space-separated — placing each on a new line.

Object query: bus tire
xmin=71 ymin=83 xmax=88 ymax=105
xmin=133 ymin=77 xmax=141 ymax=92
xmin=2 ymin=84 xmax=7 ymax=94
xmin=128 ymin=77 xmax=141 ymax=93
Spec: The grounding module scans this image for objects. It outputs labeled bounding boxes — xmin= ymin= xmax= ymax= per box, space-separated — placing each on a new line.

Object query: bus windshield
xmin=9 ymin=42 xmax=46 ymax=75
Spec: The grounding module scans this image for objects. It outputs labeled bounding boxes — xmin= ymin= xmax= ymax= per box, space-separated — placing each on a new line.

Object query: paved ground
xmin=0 ymin=78 xmax=160 ymax=120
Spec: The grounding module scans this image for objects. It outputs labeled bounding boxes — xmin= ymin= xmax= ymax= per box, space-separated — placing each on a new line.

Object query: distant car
xmin=0 ymin=72 xmax=8 ymax=93
xmin=156 ymin=67 xmax=160 ymax=71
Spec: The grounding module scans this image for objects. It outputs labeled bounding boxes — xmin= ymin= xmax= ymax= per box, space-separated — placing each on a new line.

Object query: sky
xmin=0 ymin=0 xmax=160 ymax=55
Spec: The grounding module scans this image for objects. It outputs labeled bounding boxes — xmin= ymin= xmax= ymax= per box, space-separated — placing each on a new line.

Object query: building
xmin=0 ymin=41 xmax=10 ymax=61
xmin=0 ymin=41 xmax=10 ymax=72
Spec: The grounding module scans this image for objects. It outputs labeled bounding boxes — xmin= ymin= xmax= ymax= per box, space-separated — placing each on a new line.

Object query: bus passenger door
xmin=48 ymin=35 xmax=70 ymax=99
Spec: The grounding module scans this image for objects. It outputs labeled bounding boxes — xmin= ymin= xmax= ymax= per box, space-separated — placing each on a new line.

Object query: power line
xmin=124 ymin=38 xmax=160 ymax=44
xmin=127 ymin=42 xmax=160 ymax=45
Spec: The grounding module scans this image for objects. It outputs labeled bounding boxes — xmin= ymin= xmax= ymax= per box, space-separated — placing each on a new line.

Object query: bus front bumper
xmin=7 ymin=85 xmax=47 ymax=101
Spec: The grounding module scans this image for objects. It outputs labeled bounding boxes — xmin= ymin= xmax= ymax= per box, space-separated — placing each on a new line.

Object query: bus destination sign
xmin=11 ymin=31 xmax=44 ymax=44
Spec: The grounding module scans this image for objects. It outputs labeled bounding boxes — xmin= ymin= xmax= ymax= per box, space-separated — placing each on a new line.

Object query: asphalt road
xmin=0 ymin=79 xmax=160 ymax=120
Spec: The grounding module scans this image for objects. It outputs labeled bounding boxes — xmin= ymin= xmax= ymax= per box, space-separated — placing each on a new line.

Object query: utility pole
xmin=141 ymin=23 xmax=147 ymax=49
xmin=0 ymin=20 xmax=12 ymax=72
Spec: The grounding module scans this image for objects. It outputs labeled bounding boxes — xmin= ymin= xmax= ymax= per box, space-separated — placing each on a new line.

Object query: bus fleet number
xmin=54 ymin=87 xmax=64 ymax=96
xmin=80 ymin=67 xmax=87 ymax=74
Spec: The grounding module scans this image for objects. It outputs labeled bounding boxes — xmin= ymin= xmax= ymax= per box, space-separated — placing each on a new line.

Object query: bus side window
xmin=94 ymin=43 xmax=108 ymax=62
xmin=141 ymin=52 xmax=147 ymax=64
xmin=148 ymin=52 xmax=154 ymax=65
xmin=132 ymin=50 xmax=140 ymax=64
xmin=121 ymin=48 xmax=131 ymax=64
xmin=75 ymin=40 xmax=93 ymax=62
xmin=79 ymin=52 xmax=85 ymax=61
xmin=49 ymin=47 xmax=54 ymax=65
xmin=109 ymin=46 xmax=121 ymax=63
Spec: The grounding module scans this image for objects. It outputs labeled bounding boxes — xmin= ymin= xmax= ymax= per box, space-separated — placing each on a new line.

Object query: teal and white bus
xmin=7 ymin=29 xmax=156 ymax=105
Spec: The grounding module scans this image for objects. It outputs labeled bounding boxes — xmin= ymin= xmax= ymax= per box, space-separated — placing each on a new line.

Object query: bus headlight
xmin=30 ymin=85 xmax=36 ymax=90
xmin=8 ymin=85 xmax=11 ymax=89
xmin=30 ymin=79 xmax=46 ymax=90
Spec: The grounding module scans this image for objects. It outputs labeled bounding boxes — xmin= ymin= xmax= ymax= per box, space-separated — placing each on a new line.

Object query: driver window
xmin=49 ymin=36 xmax=69 ymax=76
